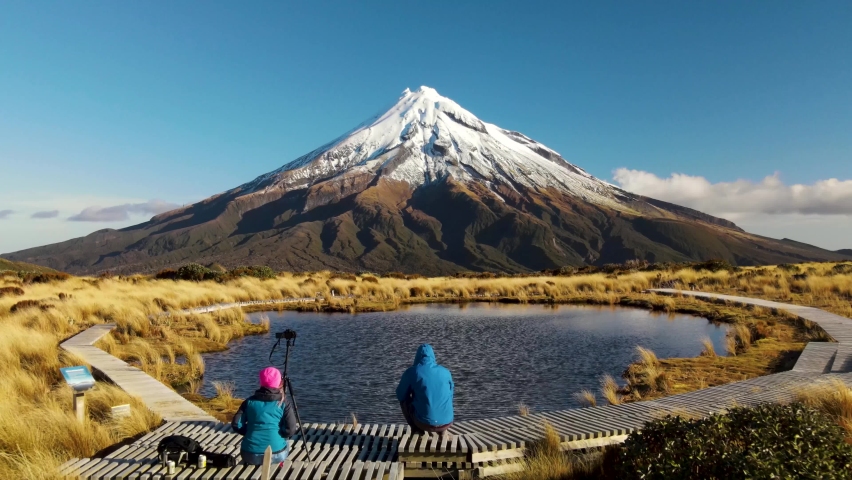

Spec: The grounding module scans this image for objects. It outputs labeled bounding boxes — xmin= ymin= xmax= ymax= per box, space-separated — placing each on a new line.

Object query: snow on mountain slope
xmin=241 ymin=86 xmax=627 ymax=208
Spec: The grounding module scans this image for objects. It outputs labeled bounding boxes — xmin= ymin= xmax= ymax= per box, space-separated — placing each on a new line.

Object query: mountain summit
xmin=245 ymin=86 xmax=617 ymax=206
xmin=4 ymin=87 xmax=847 ymax=274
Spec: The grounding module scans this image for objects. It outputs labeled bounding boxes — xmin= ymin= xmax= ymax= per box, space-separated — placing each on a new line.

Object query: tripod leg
xmin=285 ymin=376 xmax=314 ymax=463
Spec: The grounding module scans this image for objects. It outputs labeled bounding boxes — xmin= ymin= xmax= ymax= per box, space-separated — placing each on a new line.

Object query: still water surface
xmin=201 ymin=303 xmax=728 ymax=423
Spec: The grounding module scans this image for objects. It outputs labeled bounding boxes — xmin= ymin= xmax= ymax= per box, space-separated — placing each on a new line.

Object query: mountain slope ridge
xmin=3 ymin=86 xmax=846 ymax=274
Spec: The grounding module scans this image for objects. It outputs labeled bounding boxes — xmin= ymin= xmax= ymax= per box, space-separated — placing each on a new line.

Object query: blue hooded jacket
xmin=396 ymin=344 xmax=454 ymax=426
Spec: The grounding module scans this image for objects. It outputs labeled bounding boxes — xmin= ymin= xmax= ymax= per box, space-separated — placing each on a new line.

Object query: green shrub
xmin=156 ymin=264 xmax=276 ymax=282
xmin=614 ymin=403 xmax=852 ymax=479
xmin=176 ymin=263 xmax=211 ymax=281
xmin=202 ymin=270 xmax=223 ymax=281
xmin=225 ymin=265 xmax=276 ymax=280
xmin=247 ymin=265 xmax=275 ymax=280
xmin=692 ymin=259 xmax=735 ymax=272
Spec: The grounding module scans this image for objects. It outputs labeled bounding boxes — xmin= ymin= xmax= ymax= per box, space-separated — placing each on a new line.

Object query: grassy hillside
xmin=0 ymin=258 xmax=62 ymax=274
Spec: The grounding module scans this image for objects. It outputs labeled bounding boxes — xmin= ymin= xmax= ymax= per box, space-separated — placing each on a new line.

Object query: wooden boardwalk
xmin=60 ymin=324 xmax=216 ymax=422
xmin=61 ymin=290 xmax=852 ymax=479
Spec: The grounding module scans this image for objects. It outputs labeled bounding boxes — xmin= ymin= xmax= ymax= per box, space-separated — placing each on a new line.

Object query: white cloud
xmin=611 ymin=169 xmax=852 ymax=250
xmin=0 ymin=209 xmax=13 ymax=219
xmin=0 ymin=194 xmax=189 ymax=254
xmin=68 ymin=199 xmax=179 ymax=222
xmin=612 ymin=169 xmax=852 ymax=216
xmin=31 ymin=210 xmax=59 ymax=219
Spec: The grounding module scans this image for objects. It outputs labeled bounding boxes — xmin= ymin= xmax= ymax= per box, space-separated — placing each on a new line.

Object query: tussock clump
xmin=574 ymin=390 xmax=597 ymax=408
xmin=700 ymin=337 xmax=717 ymax=357
xmin=725 ymin=335 xmax=738 ymax=356
xmin=733 ymin=324 xmax=753 ymax=352
xmin=796 ymin=379 xmax=852 ymax=439
xmin=10 ymin=299 xmax=41 ymax=312
xmin=600 ymin=375 xmax=622 ymax=405
xmin=0 ymin=286 xmax=25 ymax=297
xmin=505 ymin=422 xmax=614 ymax=480
xmin=636 ymin=346 xmax=659 ymax=366
xmin=623 ymin=347 xmax=671 ymax=397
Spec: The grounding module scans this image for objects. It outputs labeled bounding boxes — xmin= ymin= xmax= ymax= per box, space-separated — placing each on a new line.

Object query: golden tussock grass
xmin=574 ymin=390 xmax=597 ymax=408
xmin=1 ymin=261 xmax=850 ymax=477
xmin=501 ymin=422 xmax=615 ymax=480
xmin=0 ymin=274 xmax=274 ymax=478
xmin=599 ymin=375 xmax=622 ymax=406
xmin=700 ymin=337 xmax=717 ymax=358
xmin=182 ymin=381 xmax=243 ymax=423
xmin=795 ymin=379 xmax=852 ymax=441
xmin=733 ymin=324 xmax=753 ymax=352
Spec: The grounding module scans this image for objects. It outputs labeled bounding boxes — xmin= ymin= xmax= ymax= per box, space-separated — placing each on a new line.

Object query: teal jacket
xmin=231 ymin=387 xmax=298 ymax=455
xmin=396 ymin=344 xmax=455 ymax=426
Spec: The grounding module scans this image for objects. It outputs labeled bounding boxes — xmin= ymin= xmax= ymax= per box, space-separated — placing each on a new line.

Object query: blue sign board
xmin=60 ymin=366 xmax=95 ymax=392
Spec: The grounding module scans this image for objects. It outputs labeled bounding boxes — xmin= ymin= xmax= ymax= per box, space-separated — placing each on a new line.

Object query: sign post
xmin=60 ymin=366 xmax=96 ymax=422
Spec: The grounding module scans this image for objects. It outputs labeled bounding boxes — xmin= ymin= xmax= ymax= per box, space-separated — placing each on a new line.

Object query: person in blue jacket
xmin=396 ymin=344 xmax=454 ymax=433
xmin=231 ymin=367 xmax=298 ymax=465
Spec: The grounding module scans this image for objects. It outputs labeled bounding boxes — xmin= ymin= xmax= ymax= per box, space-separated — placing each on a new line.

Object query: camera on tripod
xmin=267 ymin=326 xmax=314 ymax=461
xmin=275 ymin=329 xmax=297 ymax=340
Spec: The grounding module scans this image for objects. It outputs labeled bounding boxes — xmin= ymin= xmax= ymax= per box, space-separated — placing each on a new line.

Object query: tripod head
xmin=269 ymin=329 xmax=297 ymax=377
xmin=275 ymin=329 xmax=297 ymax=342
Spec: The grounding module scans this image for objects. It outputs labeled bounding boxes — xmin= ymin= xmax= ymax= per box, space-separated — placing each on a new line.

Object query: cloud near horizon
xmin=68 ymin=199 xmax=180 ymax=222
xmin=31 ymin=210 xmax=59 ymax=219
xmin=612 ymin=169 xmax=852 ymax=217
xmin=0 ymin=209 xmax=13 ymax=219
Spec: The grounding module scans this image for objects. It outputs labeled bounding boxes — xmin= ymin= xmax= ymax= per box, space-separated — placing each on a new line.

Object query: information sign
xmin=60 ymin=365 xmax=95 ymax=392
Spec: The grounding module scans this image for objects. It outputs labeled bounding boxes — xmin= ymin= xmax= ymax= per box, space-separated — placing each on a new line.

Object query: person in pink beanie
xmin=231 ymin=367 xmax=298 ymax=465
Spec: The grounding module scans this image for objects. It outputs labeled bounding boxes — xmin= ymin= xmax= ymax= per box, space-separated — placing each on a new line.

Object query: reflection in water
xmin=201 ymin=303 xmax=728 ymax=423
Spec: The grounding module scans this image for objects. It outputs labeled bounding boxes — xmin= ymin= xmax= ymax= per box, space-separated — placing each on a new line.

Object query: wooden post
xmin=260 ymin=445 xmax=272 ymax=480
xmin=73 ymin=391 xmax=86 ymax=423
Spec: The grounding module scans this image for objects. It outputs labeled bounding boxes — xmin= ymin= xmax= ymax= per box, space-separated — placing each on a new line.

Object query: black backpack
xmin=156 ymin=435 xmax=237 ymax=468
xmin=157 ymin=435 xmax=200 ymax=466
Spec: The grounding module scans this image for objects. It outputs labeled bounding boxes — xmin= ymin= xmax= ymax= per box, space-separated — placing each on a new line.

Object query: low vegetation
xmin=1 ymin=259 xmax=851 ymax=478
xmin=505 ymin=401 xmax=852 ymax=480
xmin=613 ymin=403 xmax=852 ymax=479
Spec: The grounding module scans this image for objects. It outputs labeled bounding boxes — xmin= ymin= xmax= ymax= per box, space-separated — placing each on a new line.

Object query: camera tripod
xmin=269 ymin=329 xmax=314 ymax=462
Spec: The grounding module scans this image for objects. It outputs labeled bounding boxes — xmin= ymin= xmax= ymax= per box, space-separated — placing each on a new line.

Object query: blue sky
xmin=1 ymin=1 xmax=851 ymax=253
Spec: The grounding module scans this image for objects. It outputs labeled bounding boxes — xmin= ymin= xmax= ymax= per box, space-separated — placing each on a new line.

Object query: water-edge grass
xmin=0 ymin=260 xmax=850 ymax=478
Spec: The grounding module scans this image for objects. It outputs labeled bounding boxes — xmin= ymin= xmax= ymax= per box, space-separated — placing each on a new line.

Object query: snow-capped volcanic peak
xmin=246 ymin=86 xmax=621 ymax=206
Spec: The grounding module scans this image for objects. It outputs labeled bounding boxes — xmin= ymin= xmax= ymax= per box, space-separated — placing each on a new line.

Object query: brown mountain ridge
xmin=3 ymin=87 xmax=847 ymax=274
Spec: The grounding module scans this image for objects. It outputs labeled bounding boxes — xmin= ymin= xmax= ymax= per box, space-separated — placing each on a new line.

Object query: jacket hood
xmin=252 ymin=386 xmax=284 ymax=402
xmin=414 ymin=344 xmax=436 ymax=366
